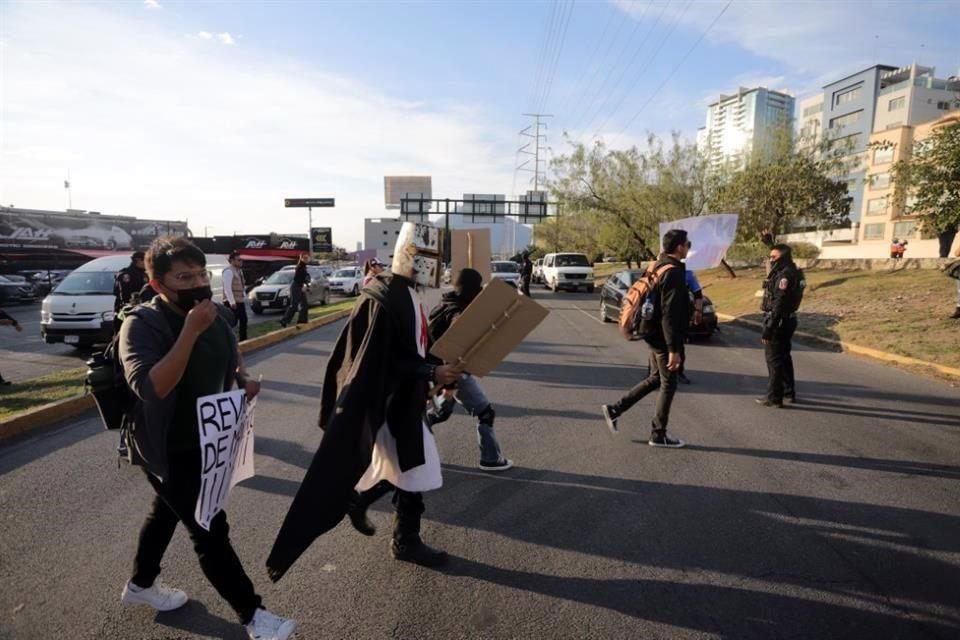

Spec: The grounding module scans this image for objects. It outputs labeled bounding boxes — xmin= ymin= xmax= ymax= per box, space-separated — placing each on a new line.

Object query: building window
xmin=894 ymin=221 xmax=917 ymax=238
xmin=802 ymin=103 xmax=822 ymax=117
xmin=937 ymin=101 xmax=951 ymax=110
xmin=888 ymin=96 xmax=905 ymax=111
xmin=830 ymin=133 xmax=862 ymax=153
xmin=873 ymin=146 xmax=895 ymax=164
xmin=866 ymin=197 xmax=887 ymax=216
xmin=382 ymin=241 xmax=388 ymax=247
xmin=834 ymin=85 xmax=863 ymax=107
xmin=863 ymin=223 xmax=886 ymax=240
xmin=830 ymin=110 xmax=863 ymax=129
xmin=870 ymin=172 xmax=891 ymax=189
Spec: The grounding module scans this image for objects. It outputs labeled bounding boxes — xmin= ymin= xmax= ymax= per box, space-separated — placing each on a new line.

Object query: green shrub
xmin=788 ymin=241 xmax=821 ymax=259
xmin=725 ymin=243 xmax=767 ymax=263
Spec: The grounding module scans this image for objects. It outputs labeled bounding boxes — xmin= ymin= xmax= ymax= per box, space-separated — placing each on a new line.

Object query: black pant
xmin=233 ymin=302 xmax=248 ymax=342
xmin=764 ymin=316 xmax=797 ymax=402
xmin=520 ymin=277 xmax=531 ymax=297
xmin=132 ymin=450 xmax=262 ymax=624
xmin=281 ymin=286 xmax=309 ymax=325
xmin=614 ymin=340 xmax=678 ymax=437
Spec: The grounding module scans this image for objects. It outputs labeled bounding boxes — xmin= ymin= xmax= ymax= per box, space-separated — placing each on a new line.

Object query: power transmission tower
xmin=518 ymin=113 xmax=553 ymax=193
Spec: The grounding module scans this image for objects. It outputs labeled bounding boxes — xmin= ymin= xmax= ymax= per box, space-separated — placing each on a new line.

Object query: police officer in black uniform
xmin=756 ymin=244 xmax=804 ymax=408
xmin=113 ymin=251 xmax=147 ymax=313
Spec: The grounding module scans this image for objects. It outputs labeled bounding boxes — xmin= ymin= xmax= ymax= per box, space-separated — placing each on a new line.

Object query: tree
xmin=888 ymin=120 xmax=960 ymax=236
xmin=547 ymin=132 xmax=711 ymax=266
xmin=709 ymin=126 xmax=853 ymax=239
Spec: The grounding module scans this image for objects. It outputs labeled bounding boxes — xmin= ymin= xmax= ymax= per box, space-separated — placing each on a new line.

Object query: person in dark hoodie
xmin=267 ymin=222 xmax=461 ymax=581
xmin=601 ymin=229 xmax=690 ymax=448
xmin=118 ymin=236 xmax=295 ymax=640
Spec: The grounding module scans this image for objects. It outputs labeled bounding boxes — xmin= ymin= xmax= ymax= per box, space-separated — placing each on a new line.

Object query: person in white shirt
xmin=222 ymin=251 xmax=248 ymax=341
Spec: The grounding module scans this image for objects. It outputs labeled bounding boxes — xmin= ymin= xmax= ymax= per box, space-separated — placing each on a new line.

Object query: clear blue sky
xmin=2 ymin=0 xmax=958 ymax=248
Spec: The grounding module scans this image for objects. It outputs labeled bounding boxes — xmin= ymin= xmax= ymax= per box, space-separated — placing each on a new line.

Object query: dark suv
xmin=0 ymin=275 xmax=37 ymax=305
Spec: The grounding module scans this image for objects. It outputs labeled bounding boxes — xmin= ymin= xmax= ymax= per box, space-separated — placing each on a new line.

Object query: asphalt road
xmin=0 ymin=297 xmax=353 ymax=382
xmin=1 ymin=288 xmax=959 ymax=639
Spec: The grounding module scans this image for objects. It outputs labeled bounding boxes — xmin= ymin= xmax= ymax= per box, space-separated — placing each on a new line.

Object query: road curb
xmin=0 ymin=308 xmax=351 ymax=443
xmin=716 ymin=312 xmax=960 ymax=381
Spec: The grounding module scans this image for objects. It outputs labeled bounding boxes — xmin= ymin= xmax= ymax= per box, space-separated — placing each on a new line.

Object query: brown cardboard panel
xmin=430 ymin=278 xmax=549 ymax=377
xmin=451 ymin=228 xmax=492 ymax=284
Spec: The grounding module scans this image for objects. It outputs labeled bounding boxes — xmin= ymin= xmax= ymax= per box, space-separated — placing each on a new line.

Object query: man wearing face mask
xmin=268 ymin=222 xmax=461 ymax=581
xmin=757 ymin=244 xmax=805 ymax=408
xmin=118 ymin=236 xmax=296 ymax=640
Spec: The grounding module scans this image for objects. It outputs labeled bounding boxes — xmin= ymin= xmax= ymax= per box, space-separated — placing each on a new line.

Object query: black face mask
xmin=173 ymin=285 xmax=213 ymax=311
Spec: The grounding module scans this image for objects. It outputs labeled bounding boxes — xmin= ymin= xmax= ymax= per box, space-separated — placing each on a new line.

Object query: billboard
xmin=311 ymin=227 xmax=333 ymax=253
xmin=462 ymin=194 xmax=505 ymax=224
xmin=0 ymin=208 xmax=190 ymax=251
xmin=385 ymin=176 xmax=432 ymax=209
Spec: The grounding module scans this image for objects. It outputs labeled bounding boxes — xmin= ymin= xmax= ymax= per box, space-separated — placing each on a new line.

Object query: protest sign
xmin=194 ymin=389 xmax=256 ymax=531
xmin=430 ymin=278 xmax=548 ymax=377
xmin=451 ymin=228 xmax=492 ymax=284
xmin=659 ymin=214 xmax=739 ymax=272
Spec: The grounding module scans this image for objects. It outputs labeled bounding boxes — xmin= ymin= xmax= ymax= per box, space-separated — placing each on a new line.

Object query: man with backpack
xmin=757 ymin=244 xmax=804 ymax=408
xmin=118 ymin=236 xmax=296 ymax=640
xmin=602 ymin=229 xmax=690 ymax=448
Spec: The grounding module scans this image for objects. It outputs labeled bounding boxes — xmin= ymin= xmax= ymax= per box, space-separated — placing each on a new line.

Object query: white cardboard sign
xmin=659 ymin=213 xmax=739 ymax=272
xmin=194 ymin=390 xmax=256 ymax=531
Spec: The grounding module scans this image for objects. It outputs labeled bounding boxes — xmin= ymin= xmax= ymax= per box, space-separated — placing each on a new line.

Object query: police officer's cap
xmin=131 ymin=251 xmax=145 ymax=261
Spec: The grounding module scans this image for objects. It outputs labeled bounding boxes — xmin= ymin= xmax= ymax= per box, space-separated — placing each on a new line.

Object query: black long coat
xmin=266 ymin=274 xmax=431 ymax=581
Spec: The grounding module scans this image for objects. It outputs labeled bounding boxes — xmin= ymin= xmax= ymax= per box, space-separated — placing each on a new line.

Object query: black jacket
xmin=267 ymin=273 xmax=435 ymax=582
xmin=114 ymin=264 xmax=146 ymax=312
xmin=762 ymin=259 xmax=804 ymax=339
xmin=652 ymin=255 xmax=688 ymax=353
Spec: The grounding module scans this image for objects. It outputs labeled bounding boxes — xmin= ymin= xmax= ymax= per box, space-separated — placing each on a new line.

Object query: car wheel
xmin=321 ymin=289 xmax=329 ymax=306
xmin=600 ymin=300 xmax=613 ymax=323
xmin=252 ymin=305 xmax=263 ymax=315
xmin=352 ymin=284 xmax=360 ymax=296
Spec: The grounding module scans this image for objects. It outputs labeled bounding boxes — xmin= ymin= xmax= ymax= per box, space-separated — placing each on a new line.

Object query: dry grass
xmin=699 ymin=266 xmax=960 ymax=369
xmin=246 ymin=299 xmax=354 ymax=340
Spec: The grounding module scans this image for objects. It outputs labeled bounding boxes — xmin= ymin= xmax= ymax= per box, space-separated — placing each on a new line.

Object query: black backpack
xmin=85 ymin=305 xmax=137 ymax=434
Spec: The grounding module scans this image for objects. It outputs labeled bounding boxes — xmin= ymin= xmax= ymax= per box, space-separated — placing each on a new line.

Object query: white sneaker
xmin=121 ymin=579 xmax=188 ymax=611
xmin=246 ymin=608 xmax=297 ymax=640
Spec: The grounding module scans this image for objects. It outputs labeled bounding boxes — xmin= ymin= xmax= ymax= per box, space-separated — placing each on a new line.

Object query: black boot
xmin=391 ymin=491 xmax=448 ymax=567
xmin=346 ymin=491 xmax=377 ymax=536
xmin=951 ymin=307 xmax=960 ymax=320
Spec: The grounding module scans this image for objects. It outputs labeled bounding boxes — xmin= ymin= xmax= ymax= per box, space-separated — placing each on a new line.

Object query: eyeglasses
xmin=686 ymin=241 xmax=693 ymax=249
xmin=171 ymin=269 xmax=211 ymax=285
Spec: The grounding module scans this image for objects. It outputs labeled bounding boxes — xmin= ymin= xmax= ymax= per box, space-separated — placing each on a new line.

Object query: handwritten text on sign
xmin=194 ymin=389 xmax=256 ymax=531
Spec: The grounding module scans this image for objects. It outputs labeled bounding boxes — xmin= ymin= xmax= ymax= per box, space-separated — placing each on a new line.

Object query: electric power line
xmin=525 ymin=1 xmax=562 ymax=113
xmin=586 ymin=0 xmax=695 ymax=140
xmin=536 ymin=0 xmax=577 ymax=114
xmin=607 ymin=0 xmax=734 ymax=149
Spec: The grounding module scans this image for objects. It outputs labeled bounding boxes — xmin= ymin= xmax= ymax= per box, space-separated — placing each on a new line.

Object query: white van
xmin=41 ymin=255 xmax=128 ymax=347
xmin=41 ymin=253 xmax=229 ymax=348
xmin=541 ymin=252 xmax=595 ymax=293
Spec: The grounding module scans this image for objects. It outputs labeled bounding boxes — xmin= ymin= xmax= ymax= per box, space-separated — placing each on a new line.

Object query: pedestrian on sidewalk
xmin=119 ymin=236 xmax=296 ymax=640
xmin=280 ymin=255 xmax=310 ymax=327
xmin=602 ymin=229 xmax=690 ymax=448
xmin=267 ymin=222 xmax=461 ymax=581
xmin=756 ymin=244 xmax=805 ymax=408
xmin=0 ymin=309 xmax=23 ymax=385
xmin=222 ymin=250 xmax=249 ymax=341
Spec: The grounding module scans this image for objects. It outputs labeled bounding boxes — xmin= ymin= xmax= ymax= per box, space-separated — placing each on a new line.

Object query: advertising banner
xmin=0 ymin=209 xmax=190 ymax=251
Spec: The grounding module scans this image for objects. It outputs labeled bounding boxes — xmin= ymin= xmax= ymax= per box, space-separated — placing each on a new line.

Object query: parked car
xmin=22 ymin=270 xmax=71 ymax=297
xmin=599 ymin=269 xmax=718 ymax=339
xmin=490 ymin=261 xmax=522 ymax=288
xmin=248 ymin=265 xmax=330 ymax=314
xmin=541 ymin=252 xmax=595 ymax=293
xmin=532 ymin=258 xmax=544 ymax=284
xmin=0 ymin=275 xmax=38 ymax=305
xmin=40 ymin=255 xmax=129 ymax=347
xmin=328 ymin=266 xmax=364 ymax=296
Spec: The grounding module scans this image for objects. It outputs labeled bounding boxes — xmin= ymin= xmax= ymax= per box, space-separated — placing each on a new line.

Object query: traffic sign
xmin=284 ymin=198 xmax=335 ymax=208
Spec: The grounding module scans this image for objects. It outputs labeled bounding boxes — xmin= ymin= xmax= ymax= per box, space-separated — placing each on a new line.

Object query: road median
xmin=0 ymin=305 xmax=351 ymax=443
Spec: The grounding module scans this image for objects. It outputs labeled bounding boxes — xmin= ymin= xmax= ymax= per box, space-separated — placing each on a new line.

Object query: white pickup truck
xmin=541 ymin=252 xmax=595 ymax=293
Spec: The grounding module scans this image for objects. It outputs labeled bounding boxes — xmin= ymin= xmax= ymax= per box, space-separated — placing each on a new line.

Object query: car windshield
xmin=52 ymin=271 xmax=115 ymax=295
xmin=556 ymin=254 xmax=589 ymax=267
xmin=492 ymin=262 xmax=519 ymax=273
xmin=265 ymin=271 xmax=295 ymax=284
xmin=0 ymin=276 xmax=9 ymax=283
xmin=335 ymin=269 xmax=355 ymax=277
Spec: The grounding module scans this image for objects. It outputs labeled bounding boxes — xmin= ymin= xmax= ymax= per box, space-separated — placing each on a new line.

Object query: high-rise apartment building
xmin=697 ymin=87 xmax=795 ymax=172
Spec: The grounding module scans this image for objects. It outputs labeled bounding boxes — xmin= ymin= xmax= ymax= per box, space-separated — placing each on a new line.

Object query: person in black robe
xmin=267 ymin=224 xmax=459 ymax=581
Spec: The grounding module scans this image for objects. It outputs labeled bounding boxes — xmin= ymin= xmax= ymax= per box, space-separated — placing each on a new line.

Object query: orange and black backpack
xmin=618 ymin=263 xmax=677 ymax=340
